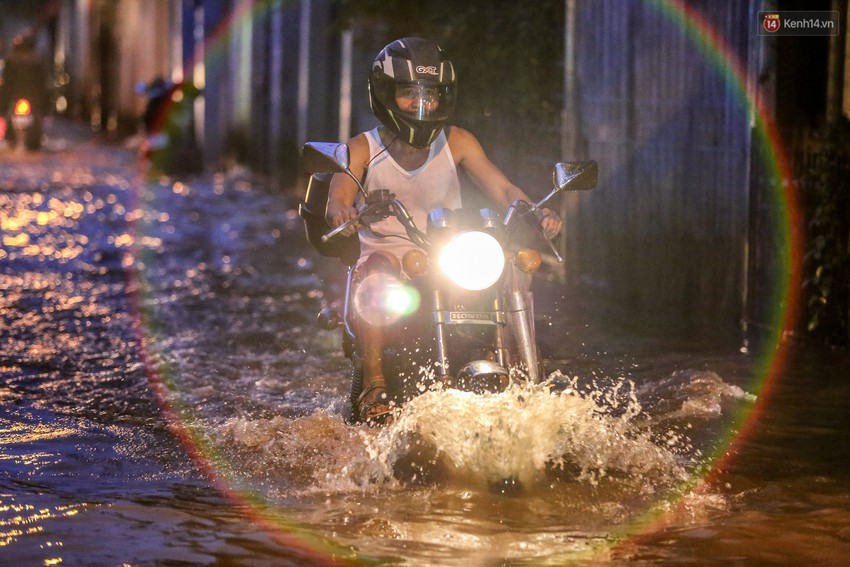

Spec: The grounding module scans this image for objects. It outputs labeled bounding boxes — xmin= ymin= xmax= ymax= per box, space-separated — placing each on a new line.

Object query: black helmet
xmin=369 ymin=37 xmax=457 ymax=149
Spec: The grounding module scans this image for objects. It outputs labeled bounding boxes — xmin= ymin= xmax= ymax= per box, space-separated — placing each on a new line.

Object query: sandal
xmin=356 ymin=383 xmax=394 ymax=426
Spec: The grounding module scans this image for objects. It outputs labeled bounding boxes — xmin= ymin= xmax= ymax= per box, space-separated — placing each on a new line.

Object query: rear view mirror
xmin=301 ymin=142 xmax=351 ymax=174
xmin=534 ymin=160 xmax=598 ymax=211
xmin=302 ymin=142 xmax=367 ymax=199
xmin=554 ymin=161 xmax=598 ymax=192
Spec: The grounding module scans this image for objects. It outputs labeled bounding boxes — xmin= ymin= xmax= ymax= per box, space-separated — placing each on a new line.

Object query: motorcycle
xmin=6 ymin=96 xmax=42 ymax=151
xmin=0 ymin=34 xmax=49 ymax=152
xmin=299 ymin=142 xmax=597 ymax=423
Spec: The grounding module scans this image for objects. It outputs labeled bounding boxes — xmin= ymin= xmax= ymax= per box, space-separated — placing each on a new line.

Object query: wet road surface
xmin=1 ymin=120 xmax=849 ymax=565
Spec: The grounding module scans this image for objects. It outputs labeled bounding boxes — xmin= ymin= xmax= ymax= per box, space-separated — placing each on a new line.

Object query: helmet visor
xmin=394 ymin=83 xmax=453 ymax=122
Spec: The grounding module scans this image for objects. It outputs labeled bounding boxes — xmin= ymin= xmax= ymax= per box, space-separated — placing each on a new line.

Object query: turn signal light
xmin=402 ymin=249 xmax=428 ymax=277
xmin=514 ymin=248 xmax=542 ymax=273
xmin=14 ymin=98 xmax=32 ymax=116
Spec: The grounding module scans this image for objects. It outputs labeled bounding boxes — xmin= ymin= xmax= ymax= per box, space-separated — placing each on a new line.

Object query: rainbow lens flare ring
xmin=128 ymin=0 xmax=801 ymax=563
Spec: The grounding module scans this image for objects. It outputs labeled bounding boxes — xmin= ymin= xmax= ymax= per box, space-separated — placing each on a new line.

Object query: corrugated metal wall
xmin=568 ymin=0 xmax=753 ymax=333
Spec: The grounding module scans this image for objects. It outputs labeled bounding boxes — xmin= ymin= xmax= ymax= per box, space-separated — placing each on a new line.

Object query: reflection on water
xmin=1 ymin=126 xmax=849 ymax=565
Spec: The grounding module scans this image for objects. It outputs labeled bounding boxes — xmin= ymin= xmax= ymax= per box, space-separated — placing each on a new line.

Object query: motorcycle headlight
xmin=438 ymin=230 xmax=505 ymax=290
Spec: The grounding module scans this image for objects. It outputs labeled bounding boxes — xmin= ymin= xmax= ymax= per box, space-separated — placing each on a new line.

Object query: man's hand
xmin=330 ymin=206 xmax=361 ymax=237
xmin=537 ymin=208 xmax=562 ymax=239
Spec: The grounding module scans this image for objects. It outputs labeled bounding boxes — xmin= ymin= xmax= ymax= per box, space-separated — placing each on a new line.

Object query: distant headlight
xmin=438 ymin=231 xmax=505 ymax=290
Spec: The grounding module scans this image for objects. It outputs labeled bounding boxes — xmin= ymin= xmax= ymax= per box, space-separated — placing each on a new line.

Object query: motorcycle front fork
xmin=505 ymin=288 xmax=541 ymax=383
xmin=343 ymin=266 xmax=542 ymax=388
xmin=430 ymin=288 xmax=511 ymax=382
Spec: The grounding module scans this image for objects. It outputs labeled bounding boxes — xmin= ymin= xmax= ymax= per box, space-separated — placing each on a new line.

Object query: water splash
xmin=214 ymin=412 xmax=381 ymax=492
xmin=638 ymin=370 xmax=757 ymax=422
xmin=214 ymin=373 xmax=692 ymax=498
xmin=367 ymin=375 xmax=690 ymax=488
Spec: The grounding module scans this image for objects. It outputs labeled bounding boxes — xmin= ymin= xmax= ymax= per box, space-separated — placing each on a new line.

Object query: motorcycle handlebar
xmin=325 ymin=193 xmax=558 ymax=259
xmin=321 ymin=197 xmax=430 ymax=248
xmin=505 ymin=199 xmax=564 ymax=263
xmin=321 ymin=216 xmax=358 ymax=243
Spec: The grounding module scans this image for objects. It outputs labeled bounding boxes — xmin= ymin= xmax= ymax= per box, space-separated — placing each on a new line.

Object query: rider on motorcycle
xmin=326 ymin=37 xmax=562 ymax=425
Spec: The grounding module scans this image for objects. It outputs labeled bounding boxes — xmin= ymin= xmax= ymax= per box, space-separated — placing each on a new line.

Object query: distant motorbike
xmin=6 ymin=95 xmax=43 ymax=151
xmin=300 ymin=142 xmax=597 ymax=422
xmin=1 ymin=35 xmax=48 ymax=151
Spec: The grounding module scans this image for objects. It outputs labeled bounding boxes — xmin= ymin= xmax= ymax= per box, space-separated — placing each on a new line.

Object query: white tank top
xmin=357 ymin=127 xmax=462 ymax=269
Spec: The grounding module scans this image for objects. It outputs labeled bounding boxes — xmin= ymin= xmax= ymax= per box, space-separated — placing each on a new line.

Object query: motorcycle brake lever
xmin=321 ymin=201 xmax=392 ymax=243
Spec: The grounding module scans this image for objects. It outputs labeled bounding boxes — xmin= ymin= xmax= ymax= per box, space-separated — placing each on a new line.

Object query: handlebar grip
xmin=321 ymin=218 xmax=356 ymax=243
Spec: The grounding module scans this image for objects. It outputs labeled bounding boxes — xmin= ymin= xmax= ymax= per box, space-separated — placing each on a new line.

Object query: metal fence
xmin=565 ymin=0 xmax=754 ymax=334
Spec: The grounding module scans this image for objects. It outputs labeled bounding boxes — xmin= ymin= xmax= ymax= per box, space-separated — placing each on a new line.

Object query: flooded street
xmin=2 ymin=121 xmax=849 ymax=566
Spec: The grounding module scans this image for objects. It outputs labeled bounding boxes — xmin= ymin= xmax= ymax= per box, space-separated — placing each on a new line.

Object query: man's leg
xmin=352 ymin=252 xmax=402 ymax=424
